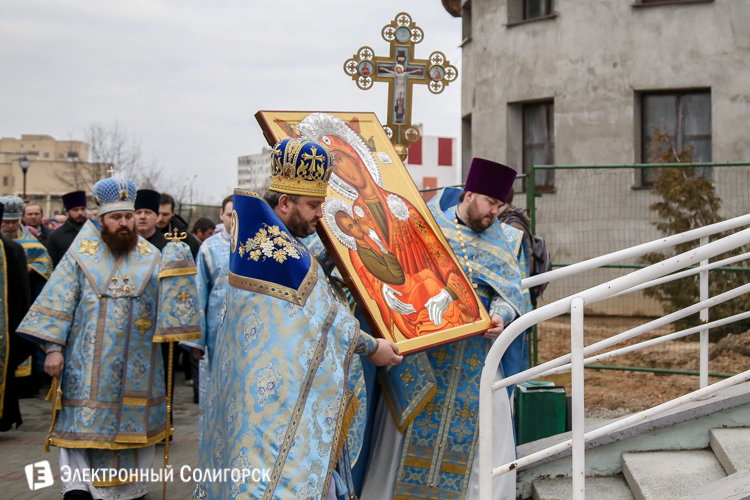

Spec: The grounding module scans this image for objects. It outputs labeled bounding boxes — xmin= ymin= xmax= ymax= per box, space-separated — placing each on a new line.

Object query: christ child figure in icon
xmin=335 ymin=211 xmax=475 ymax=339
xmin=322 ymin=133 xmax=479 ymax=340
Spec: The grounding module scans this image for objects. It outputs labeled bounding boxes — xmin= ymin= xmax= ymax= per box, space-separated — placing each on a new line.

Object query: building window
xmin=509 ymin=0 xmax=555 ymax=24
xmin=408 ymin=138 xmax=423 ymax=165
xmin=462 ymin=114 xmax=472 ymax=183
xmin=59 ymin=153 xmax=64 ymax=159
xmin=438 ymin=138 xmax=453 ymax=166
xmin=523 ymin=101 xmax=555 ymax=191
xmin=44 ymin=152 xmax=49 ymax=158
xmin=524 ymin=0 xmax=554 ymax=19
xmin=3 ymin=176 xmax=7 ymax=186
xmin=462 ymin=1 xmax=472 ymax=44
xmin=640 ymin=90 xmax=711 ymax=186
xmin=637 ymin=0 xmax=714 ymax=5
xmin=67 ymin=151 xmax=79 ymax=160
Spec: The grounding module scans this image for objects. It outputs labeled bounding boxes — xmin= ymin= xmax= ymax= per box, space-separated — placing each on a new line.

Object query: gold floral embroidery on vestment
xmin=78 ymin=238 xmax=99 ymax=255
xmin=176 ymin=290 xmax=190 ymax=303
xmin=238 ymin=223 xmax=304 ymax=264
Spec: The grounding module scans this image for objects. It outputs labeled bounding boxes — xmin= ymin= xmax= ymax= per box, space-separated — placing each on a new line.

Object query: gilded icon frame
xmin=255 ymin=110 xmax=492 ymax=354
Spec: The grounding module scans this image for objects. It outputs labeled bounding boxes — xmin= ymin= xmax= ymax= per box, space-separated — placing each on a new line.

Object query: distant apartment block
xmin=238 ymin=147 xmax=273 ymax=194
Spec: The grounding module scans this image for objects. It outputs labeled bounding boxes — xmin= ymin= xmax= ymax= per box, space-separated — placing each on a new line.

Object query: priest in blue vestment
xmin=182 ymin=194 xmax=233 ymax=442
xmin=17 ymin=176 xmax=201 ymax=500
xmin=1 ymin=195 xmax=53 ymax=392
xmin=362 ymin=158 xmax=531 ymax=500
xmin=193 ymin=138 xmax=402 ymax=500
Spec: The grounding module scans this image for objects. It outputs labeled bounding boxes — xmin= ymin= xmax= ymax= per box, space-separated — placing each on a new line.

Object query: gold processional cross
xmin=344 ymin=12 xmax=458 ymax=160
xmin=161 ymin=226 xmax=190 ymax=500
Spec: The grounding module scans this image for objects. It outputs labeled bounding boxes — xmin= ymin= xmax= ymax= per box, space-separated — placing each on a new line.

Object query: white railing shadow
xmin=479 ymin=217 xmax=750 ymax=500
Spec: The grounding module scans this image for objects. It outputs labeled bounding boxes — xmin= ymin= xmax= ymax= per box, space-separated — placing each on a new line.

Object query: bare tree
xmin=55 ymin=121 xmax=164 ymax=192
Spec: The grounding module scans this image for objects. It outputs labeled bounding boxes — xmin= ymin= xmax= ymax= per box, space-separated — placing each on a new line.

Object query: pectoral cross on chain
xmin=344 ymin=12 xmax=458 ymax=159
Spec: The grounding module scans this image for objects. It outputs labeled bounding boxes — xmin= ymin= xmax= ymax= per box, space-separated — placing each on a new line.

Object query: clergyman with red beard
xmin=17 ymin=176 xmax=201 ymax=500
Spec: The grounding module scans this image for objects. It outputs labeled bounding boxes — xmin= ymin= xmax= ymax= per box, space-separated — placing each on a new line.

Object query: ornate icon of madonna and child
xmin=255 ymin=111 xmax=492 ymax=354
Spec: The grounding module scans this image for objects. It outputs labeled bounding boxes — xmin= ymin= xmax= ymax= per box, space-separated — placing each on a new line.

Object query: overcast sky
xmin=0 ymin=1 xmax=462 ymax=203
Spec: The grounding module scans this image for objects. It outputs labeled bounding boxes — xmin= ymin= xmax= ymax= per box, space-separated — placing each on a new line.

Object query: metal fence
xmin=524 ymin=162 xmax=750 ymax=376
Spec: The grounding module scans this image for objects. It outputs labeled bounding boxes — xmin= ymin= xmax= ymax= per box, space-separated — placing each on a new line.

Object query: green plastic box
xmin=514 ymin=381 xmax=567 ymax=445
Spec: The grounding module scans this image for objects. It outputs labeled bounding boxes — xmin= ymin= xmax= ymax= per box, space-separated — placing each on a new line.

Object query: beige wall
xmin=460 ymin=0 xmax=750 ymax=315
xmin=0 ymin=135 xmax=93 ymax=214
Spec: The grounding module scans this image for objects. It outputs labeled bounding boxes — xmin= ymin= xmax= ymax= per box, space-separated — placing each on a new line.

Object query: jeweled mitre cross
xmin=344 ymin=12 xmax=458 ymax=159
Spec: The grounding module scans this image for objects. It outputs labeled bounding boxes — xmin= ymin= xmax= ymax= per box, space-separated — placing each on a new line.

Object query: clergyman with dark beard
xmin=17 ymin=175 xmax=200 ymax=500
xmin=45 ymin=190 xmax=89 ymax=267
xmin=99 ymin=211 xmax=139 ymax=254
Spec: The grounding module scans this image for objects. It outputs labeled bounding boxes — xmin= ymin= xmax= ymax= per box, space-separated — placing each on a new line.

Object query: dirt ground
xmin=536 ymin=316 xmax=750 ymax=418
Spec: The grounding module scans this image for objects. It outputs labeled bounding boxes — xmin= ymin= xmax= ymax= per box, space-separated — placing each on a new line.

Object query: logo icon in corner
xmin=25 ymin=460 xmax=54 ymax=490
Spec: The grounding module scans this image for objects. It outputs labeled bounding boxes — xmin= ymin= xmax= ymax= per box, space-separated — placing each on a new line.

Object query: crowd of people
xmin=0 ymin=135 xmax=539 ymax=500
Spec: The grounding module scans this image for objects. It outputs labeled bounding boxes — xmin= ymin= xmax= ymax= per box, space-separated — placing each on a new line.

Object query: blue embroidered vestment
xmin=382 ymin=187 xmax=531 ymax=500
xmin=17 ymin=221 xmax=201 ymax=471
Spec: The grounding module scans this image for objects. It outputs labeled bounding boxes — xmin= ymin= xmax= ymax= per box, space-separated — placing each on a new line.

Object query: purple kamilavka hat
xmin=62 ymin=190 xmax=87 ymax=211
xmin=463 ymin=158 xmax=517 ymax=203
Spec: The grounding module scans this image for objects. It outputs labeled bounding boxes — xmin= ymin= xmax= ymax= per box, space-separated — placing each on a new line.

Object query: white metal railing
xmin=480 ymin=217 xmax=750 ymax=500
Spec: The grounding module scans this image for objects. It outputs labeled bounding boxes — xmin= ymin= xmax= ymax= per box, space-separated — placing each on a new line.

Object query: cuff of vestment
xmin=45 ymin=342 xmax=63 ymax=354
xmin=355 ymin=331 xmax=379 ymax=357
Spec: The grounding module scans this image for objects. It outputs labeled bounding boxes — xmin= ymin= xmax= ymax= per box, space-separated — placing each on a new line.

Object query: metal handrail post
xmin=571 ymin=297 xmax=586 ymax=500
xmin=700 ymin=236 xmax=709 ymax=388
xmin=528 ymin=165 xmax=539 ymax=366
xmin=527 ymin=165 xmax=537 ymax=235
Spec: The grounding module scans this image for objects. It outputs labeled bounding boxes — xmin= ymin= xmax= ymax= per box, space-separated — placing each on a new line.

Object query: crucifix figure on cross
xmin=344 ymin=12 xmax=458 ymax=159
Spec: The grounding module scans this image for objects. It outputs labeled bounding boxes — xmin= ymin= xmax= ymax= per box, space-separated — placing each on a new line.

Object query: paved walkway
xmin=1 ymin=372 xmax=200 ymax=499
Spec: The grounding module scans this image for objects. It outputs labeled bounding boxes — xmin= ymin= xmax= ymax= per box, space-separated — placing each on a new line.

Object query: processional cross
xmin=162 ymin=226 xmax=189 ymax=500
xmin=344 ymin=12 xmax=458 ymax=160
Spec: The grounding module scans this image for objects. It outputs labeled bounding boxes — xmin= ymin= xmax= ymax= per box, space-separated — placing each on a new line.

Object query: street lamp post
xmin=19 ymin=156 xmax=31 ymax=201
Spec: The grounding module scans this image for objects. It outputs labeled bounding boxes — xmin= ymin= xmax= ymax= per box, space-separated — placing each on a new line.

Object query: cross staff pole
xmin=163 ymin=341 xmax=174 ymax=500
xmin=163 ymin=228 xmax=188 ymax=499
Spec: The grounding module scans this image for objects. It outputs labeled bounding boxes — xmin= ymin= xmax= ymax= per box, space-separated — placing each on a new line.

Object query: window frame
xmin=507 ymin=0 xmax=557 ymax=27
xmin=522 ymin=100 xmax=556 ymax=193
xmin=634 ymin=0 xmax=713 ymax=7
xmin=637 ymin=89 xmax=712 ymax=188
xmin=523 ymin=0 xmax=554 ymax=20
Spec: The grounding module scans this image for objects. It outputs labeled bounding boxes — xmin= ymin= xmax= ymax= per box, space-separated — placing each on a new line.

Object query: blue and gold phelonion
xmin=269 ymin=138 xmax=334 ymax=198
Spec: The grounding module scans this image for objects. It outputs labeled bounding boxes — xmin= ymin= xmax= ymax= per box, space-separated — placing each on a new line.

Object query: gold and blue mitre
xmin=154 ymin=237 xmax=201 ymax=342
xmin=269 ymin=138 xmax=334 ymax=198
xmin=92 ymin=177 xmax=137 ymax=215
xmin=228 ymin=189 xmax=318 ymax=305
xmin=0 ymin=195 xmax=23 ymax=221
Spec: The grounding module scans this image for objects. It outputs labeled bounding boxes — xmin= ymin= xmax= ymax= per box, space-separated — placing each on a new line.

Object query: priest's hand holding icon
xmin=45 ymin=352 xmax=64 ymax=379
xmin=483 ymin=315 xmax=505 ymax=339
xmin=367 ymin=338 xmax=403 ymax=366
